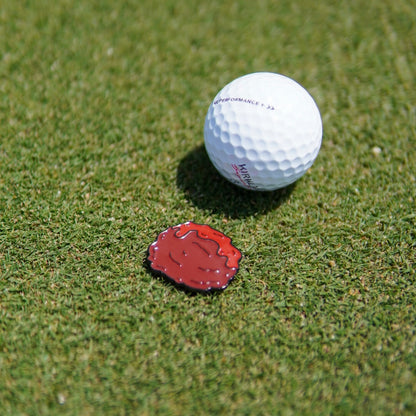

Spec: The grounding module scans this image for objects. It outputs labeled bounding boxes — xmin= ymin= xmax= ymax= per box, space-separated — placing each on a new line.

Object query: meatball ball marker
xmin=147 ymin=222 xmax=242 ymax=292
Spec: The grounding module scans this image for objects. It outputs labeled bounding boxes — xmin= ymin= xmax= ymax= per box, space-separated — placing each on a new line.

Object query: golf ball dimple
xmin=204 ymin=72 xmax=323 ymax=191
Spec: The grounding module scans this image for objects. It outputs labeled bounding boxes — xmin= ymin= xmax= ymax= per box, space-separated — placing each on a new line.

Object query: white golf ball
xmin=204 ymin=72 xmax=323 ymax=191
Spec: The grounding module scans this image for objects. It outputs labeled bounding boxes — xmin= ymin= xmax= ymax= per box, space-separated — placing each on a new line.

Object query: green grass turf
xmin=0 ymin=0 xmax=415 ymax=414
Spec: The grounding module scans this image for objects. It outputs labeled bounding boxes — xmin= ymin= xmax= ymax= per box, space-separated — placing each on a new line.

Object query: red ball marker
xmin=147 ymin=222 xmax=242 ymax=292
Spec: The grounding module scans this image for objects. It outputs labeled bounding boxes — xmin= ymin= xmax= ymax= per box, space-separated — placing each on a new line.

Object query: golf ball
xmin=204 ymin=72 xmax=323 ymax=191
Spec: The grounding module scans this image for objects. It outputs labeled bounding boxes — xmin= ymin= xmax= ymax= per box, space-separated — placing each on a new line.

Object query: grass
xmin=0 ymin=0 xmax=415 ymax=414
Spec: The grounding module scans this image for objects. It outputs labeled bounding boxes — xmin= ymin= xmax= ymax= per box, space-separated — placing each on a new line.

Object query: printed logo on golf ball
xmin=204 ymin=72 xmax=323 ymax=191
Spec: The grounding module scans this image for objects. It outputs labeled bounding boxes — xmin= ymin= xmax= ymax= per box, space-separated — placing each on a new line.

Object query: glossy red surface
xmin=147 ymin=222 xmax=242 ymax=292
